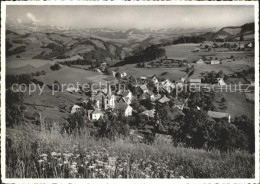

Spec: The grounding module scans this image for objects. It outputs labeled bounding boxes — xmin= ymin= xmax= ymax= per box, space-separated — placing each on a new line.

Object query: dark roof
xmin=146 ymin=90 xmax=154 ymax=96
xmin=115 ymin=101 xmax=128 ymax=110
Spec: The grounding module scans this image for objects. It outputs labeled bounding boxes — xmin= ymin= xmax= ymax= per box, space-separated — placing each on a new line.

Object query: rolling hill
xmin=201 ymin=22 xmax=254 ymax=41
xmin=6 ymin=22 xmax=254 ymax=65
xmin=6 ymin=29 xmax=126 ymax=62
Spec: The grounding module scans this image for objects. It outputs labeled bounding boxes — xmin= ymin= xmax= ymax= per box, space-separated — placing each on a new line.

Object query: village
xmin=67 ymin=52 xmax=255 ymax=139
xmin=3 ymin=4 xmax=257 ymax=179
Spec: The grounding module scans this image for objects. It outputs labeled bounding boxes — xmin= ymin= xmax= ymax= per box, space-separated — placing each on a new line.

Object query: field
xmin=22 ymin=87 xmax=85 ymax=122
xmin=6 ymin=59 xmax=108 ymax=85
xmin=213 ymin=92 xmax=254 ymax=120
xmin=6 ymin=123 xmax=255 ymax=178
xmin=222 ymin=92 xmax=254 ymax=120
xmin=6 ymin=59 xmax=54 ymax=68
xmin=111 ymin=64 xmax=187 ymax=81
xmin=35 ymin=66 xmax=109 ymax=85
xmin=189 ymin=57 xmax=254 ymax=79
xmin=164 ymin=43 xmax=201 ymax=61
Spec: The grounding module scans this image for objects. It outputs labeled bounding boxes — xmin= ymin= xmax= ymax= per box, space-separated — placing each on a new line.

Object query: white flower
xmin=38 ymin=159 xmax=44 ymax=163
xmin=51 ymin=152 xmax=57 ymax=157
xmin=40 ymin=153 xmax=47 ymax=157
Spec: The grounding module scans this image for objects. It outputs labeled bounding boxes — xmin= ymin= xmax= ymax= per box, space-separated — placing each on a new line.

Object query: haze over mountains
xmin=6 ymin=22 xmax=254 ymax=62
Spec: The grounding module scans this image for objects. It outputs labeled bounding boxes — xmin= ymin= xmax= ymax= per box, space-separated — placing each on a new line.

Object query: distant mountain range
xmin=6 ymin=22 xmax=254 ymax=63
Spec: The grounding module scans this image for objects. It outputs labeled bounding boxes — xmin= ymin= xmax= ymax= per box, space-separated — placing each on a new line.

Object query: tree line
xmin=124 ymin=45 xmax=166 ymax=65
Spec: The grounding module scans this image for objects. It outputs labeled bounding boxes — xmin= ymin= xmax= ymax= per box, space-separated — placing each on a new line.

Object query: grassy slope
xmin=35 ymin=65 xmax=107 ymax=85
xmin=6 ymin=124 xmax=255 ymax=178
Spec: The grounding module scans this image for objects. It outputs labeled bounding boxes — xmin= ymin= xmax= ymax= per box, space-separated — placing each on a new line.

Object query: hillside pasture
xmin=112 ymin=64 xmax=187 ymax=80
xmin=35 ymin=65 xmax=109 ymax=85
xmin=23 ymin=87 xmax=85 ymax=122
xmin=189 ymin=58 xmax=254 ymax=79
xmin=6 ymin=59 xmax=54 ymax=68
xmin=213 ymin=92 xmax=254 ymax=120
xmin=164 ymin=43 xmax=201 ymax=61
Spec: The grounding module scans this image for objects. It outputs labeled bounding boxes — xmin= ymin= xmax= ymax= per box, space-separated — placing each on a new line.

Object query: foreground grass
xmin=6 ymin=123 xmax=255 ymax=178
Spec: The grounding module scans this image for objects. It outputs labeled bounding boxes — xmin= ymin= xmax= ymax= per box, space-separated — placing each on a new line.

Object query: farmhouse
xmin=158 ymin=96 xmax=171 ymax=104
xmin=87 ymin=109 xmax=103 ymax=120
xmin=196 ymin=58 xmax=204 ymax=64
xmin=246 ymin=42 xmax=253 ymax=48
xmin=118 ymin=90 xmax=133 ymax=101
xmin=188 ymin=79 xmax=201 ymax=85
xmin=141 ymin=109 xmax=156 ymax=119
xmin=118 ymin=71 xmax=127 ymax=78
xmin=115 ymin=100 xmax=133 ymax=117
xmin=210 ymin=60 xmax=220 ymax=65
xmin=207 ymin=111 xmax=231 ymax=123
xmin=217 ymin=78 xmax=226 ymax=86
xmin=149 ymin=75 xmax=159 ymax=85
xmin=135 ymin=84 xmax=149 ymax=94
xmin=71 ymin=105 xmax=81 ymax=114
xmin=112 ymin=70 xmax=117 ymax=77
xmin=160 ymin=79 xmax=175 ymax=93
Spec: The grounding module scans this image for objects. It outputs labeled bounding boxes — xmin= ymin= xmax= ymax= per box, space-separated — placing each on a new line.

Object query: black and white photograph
xmin=1 ymin=1 xmax=259 ymax=183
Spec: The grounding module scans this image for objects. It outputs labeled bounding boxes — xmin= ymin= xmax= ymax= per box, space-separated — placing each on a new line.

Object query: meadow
xmin=6 ymin=122 xmax=255 ymax=178
xmin=6 ymin=59 xmax=54 ymax=68
xmin=164 ymin=43 xmax=200 ymax=61
xmin=112 ymin=64 xmax=187 ymax=80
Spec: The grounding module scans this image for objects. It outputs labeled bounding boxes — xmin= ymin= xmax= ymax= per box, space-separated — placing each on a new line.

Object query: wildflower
xmin=40 ymin=153 xmax=47 ymax=157
xmin=57 ymin=158 xmax=62 ymax=162
xmin=64 ymin=161 xmax=68 ymax=164
xmin=51 ymin=152 xmax=57 ymax=157
xmin=38 ymin=159 xmax=44 ymax=163
xmin=72 ymin=161 xmax=77 ymax=166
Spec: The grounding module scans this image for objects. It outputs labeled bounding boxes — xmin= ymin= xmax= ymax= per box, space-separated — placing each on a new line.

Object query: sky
xmin=6 ymin=5 xmax=255 ymax=29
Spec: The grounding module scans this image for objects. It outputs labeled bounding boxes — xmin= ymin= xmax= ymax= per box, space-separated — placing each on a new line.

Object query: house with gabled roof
xmin=140 ymin=109 xmax=156 ymax=119
xmin=160 ymin=79 xmax=175 ymax=93
xmin=71 ymin=105 xmax=81 ymax=114
xmin=115 ymin=100 xmax=133 ymax=117
xmin=87 ymin=109 xmax=104 ymax=120
xmin=207 ymin=111 xmax=231 ymax=123
xmin=196 ymin=58 xmax=204 ymax=64
xmin=158 ymin=96 xmax=171 ymax=104
xmin=149 ymin=75 xmax=159 ymax=85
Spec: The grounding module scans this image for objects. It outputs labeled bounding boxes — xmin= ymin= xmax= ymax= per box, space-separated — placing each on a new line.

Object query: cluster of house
xmin=195 ymin=58 xmax=221 ymax=65
xmin=194 ymin=41 xmax=254 ymax=53
xmin=69 ymin=72 xmax=231 ymax=124
xmin=92 ymin=61 xmax=108 ymax=74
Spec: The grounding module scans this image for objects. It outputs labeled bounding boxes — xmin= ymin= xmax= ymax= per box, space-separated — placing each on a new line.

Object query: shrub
xmin=50 ymin=63 xmax=61 ymax=71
